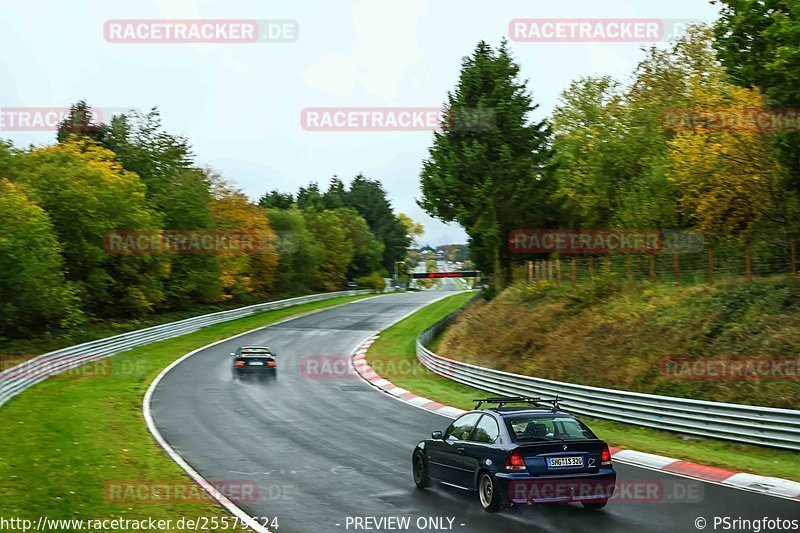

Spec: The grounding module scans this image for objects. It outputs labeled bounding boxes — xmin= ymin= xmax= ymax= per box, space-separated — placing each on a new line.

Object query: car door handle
xmin=456 ymin=447 xmax=466 ymax=454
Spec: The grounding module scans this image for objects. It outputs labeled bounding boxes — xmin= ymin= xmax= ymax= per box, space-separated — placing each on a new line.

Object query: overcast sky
xmin=1 ymin=0 xmax=720 ymax=245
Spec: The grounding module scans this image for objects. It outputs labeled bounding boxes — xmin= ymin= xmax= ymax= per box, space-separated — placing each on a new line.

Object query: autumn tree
xmin=264 ymin=207 xmax=321 ymax=294
xmin=210 ymin=175 xmax=279 ymax=299
xmin=347 ymin=175 xmax=412 ymax=271
xmin=335 ymin=209 xmax=384 ymax=278
xmin=259 ymin=190 xmax=295 ymax=209
xmin=667 ymin=83 xmax=781 ymax=244
xmin=56 ymin=100 xmax=108 ymax=144
xmin=302 ymin=209 xmax=355 ymax=291
xmin=397 ymin=213 xmax=424 ymax=245
xmin=13 ymin=139 xmax=166 ymax=316
xmin=296 ymin=183 xmax=326 ymax=210
xmin=551 ymin=76 xmax=626 ymax=227
xmin=714 ymin=0 xmax=800 ymax=211
xmin=103 ymin=109 xmax=222 ymax=307
xmin=0 ymin=179 xmax=82 ymax=335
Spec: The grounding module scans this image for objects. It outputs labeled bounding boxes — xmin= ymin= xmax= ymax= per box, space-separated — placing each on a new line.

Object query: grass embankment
xmin=366 ymin=291 xmax=800 ymax=482
xmin=438 ymin=278 xmax=800 ymax=409
xmin=0 ymin=293 xmax=373 ymax=525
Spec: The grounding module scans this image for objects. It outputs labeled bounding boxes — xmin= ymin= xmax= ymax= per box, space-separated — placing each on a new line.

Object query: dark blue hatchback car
xmin=412 ymin=397 xmax=616 ymax=512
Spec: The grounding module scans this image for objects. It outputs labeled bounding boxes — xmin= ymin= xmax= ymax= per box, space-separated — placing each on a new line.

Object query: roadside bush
xmin=356 ymin=272 xmax=386 ymax=291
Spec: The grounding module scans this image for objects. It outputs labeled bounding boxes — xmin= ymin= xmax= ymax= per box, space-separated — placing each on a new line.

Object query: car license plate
xmin=548 ymin=456 xmax=583 ymax=468
xmin=249 ymin=361 xmax=264 ymax=366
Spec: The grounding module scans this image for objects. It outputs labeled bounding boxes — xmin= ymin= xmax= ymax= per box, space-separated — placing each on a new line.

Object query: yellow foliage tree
xmin=209 ymin=175 xmax=278 ymax=298
xmin=667 ymin=83 xmax=781 ymax=242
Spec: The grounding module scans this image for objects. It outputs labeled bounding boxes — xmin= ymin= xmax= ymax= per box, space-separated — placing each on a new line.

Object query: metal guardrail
xmin=416 ymin=307 xmax=800 ymax=451
xmin=0 ymin=290 xmax=372 ymax=408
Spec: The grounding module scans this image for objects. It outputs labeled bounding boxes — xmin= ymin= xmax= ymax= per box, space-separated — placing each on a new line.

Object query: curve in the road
xmin=149 ymin=292 xmax=799 ymax=533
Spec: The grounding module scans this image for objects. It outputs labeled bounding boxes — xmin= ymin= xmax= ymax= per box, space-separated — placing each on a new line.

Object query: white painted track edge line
xmin=351 ymin=296 xmax=800 ymax=503
xmin=142 ymin=293 xmax=384 ymax=532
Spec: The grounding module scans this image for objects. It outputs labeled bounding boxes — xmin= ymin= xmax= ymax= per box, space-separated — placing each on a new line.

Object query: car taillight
xmin=235 ymin=361 xmax=246 ymax=367
xmin=505 ymin=449 xmax=527 ymax=471
xmin=601 ymin=445 xmax=612 ymax=466
xmin=267 ymin=361 xmax=276 ymax=367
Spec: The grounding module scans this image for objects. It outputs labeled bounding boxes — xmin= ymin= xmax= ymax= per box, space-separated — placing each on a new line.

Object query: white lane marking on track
xmin=143 ymin=294 xmax=387 ymax=533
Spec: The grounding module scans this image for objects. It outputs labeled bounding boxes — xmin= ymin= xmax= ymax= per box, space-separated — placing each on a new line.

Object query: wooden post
xmin=791 ymin=238 xmax=797 ymax=287
xmin=605 ymin=255 xmax=612 ymax=273
xmin=548 ymin=260 xmax=554 ymax=281
xmin=707 ymin=248 xmax=714 ymax=285
xmin=527 ymin=260 xmax=533 ymax=283
xmin=745 ymin=242 xmax=753 ymax=283
xmin=556 ymin=259 xmax=562 ymax=286
xmin=571 ymin=258 xmax=577 ymax=282
xmin=649 ymin=254 xmax=655 ymax=281
xmin=626 ymin=255 xmax=632 ymax=282
xmin=673 ymin=252 xmax=679 ymax=286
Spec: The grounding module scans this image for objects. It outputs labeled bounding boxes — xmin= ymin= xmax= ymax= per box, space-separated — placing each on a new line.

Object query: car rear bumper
xmin=233 ymin=367 xmax=276 ymax=375
xmin=496 ymin=470 xmax=617 ymax=504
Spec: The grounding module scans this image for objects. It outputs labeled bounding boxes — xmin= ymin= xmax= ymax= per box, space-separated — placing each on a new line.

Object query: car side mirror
xmin=431 ymin=431 xmax=443 ymax=440
xmin=229 ymin=352 xmax=236 ymax=356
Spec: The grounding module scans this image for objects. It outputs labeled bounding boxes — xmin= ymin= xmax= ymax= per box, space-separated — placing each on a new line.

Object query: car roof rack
xmin=473 ymin=396 xmax=561 ymax=411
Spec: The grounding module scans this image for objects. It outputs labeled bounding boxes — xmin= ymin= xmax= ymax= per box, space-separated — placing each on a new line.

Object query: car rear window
xmin=240 ymin=348 xmax=272 ymax=356
xmin=505 ymin=415 xmax=596 ymax=441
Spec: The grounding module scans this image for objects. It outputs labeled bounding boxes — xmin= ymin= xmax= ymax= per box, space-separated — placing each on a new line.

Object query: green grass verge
xmin=0 ymin=293 xmax=374 ymax=524
xmin=366 ymin=293 xmax=800 ymax=482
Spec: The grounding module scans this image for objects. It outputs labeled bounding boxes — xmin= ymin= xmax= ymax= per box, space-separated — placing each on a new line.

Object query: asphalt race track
xmin=150 ymin=292 xmax=800 ymax=533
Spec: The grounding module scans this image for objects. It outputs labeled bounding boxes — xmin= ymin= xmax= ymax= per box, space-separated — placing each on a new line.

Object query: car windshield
xmin=505 ymin=415 xmax=597 ymax=441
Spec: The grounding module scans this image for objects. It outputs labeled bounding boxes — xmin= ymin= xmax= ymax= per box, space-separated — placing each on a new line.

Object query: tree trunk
xmin=707 ymin=247 xmax=714 ymax=285
xmin=673 ymin=252 xmax=680 ymax=286
xmin=492 ymin=243 xmax=504 ymax=289
xmin=745 ymin=242 xmax=753 ymax=283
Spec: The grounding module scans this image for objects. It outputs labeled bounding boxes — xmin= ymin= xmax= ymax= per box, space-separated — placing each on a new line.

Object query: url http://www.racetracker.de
xmin=0 ymin=516 xmax=279 ymax=532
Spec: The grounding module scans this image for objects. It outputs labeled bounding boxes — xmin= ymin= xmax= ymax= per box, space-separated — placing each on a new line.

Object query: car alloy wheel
xmin=412 ymin=452 xmax=430 ymax=488
xmin=478 ymin=472 xmax=499 ymax=512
